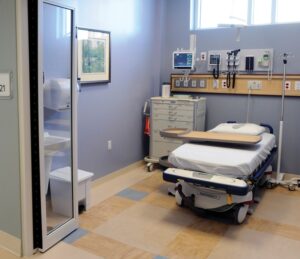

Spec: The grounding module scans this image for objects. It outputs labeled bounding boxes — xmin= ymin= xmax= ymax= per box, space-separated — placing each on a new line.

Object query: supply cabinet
xmin=150 ymin=97 xmax=206 ymax=160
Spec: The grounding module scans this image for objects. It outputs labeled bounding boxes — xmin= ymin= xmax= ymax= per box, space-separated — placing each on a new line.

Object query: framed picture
xmin=77 ymin=27 xmax=111 ymax=84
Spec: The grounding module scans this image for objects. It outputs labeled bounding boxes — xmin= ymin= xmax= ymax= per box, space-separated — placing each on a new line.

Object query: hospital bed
xmin=161 ymin=123 xmax=277 ymax=224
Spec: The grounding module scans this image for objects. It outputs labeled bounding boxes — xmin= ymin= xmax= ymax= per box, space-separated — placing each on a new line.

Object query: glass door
xmin=38 ymin=0 xmax=78 ymax=251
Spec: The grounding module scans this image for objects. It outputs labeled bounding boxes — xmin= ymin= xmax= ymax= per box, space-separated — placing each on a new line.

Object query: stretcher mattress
xmin=168 ymin=133 xmax=276 ymax=178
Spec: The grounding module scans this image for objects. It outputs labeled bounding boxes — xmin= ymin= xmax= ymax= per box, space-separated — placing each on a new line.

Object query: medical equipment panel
xmin=171 ymin=74 xmax=300 ymax=97
xmin=150 ymin=97 xmax=206 ymax=160
xmin=207 ymin=49 xmax=274 ymax=72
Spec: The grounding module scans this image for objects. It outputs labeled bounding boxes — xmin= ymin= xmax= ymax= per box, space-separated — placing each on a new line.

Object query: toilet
xmin=49 ymin=167 xmax=94 ymax=217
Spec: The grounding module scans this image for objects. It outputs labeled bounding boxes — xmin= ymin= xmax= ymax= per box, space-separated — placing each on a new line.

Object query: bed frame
xmin=162 ymin=123 xmax=277 ymax=223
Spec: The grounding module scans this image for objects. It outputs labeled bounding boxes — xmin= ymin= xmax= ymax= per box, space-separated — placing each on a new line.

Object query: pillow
xmin=209 ymin=123 xmax=266 ymax=136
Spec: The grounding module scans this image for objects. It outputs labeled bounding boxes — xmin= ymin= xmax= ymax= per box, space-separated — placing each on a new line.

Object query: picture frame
xmin=77 ymin=27 xmax=111 ymax=84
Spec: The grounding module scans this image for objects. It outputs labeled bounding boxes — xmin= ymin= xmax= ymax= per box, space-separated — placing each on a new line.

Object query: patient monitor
xmin=172 ymin=50 xmax=195 ymax=70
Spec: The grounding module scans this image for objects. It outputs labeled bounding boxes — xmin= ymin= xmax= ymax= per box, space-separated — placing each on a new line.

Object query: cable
xmin=226 ymin=52 xmax=232 ymax=88
xmin=226 ymin=71 xmax=231 ymax=88
xmin=212 ymin=62 xmax=220 ymax=79
xmin=231 ymin=49 xmax=240 ymax=89
xmin=246 ymin=88 xmax=251 ymax=123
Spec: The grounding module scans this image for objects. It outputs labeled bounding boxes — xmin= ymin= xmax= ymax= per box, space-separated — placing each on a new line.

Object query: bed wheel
xmin=175 ymin=184 xmax=183 ymax=206
xmin=233 ymin=204 xmax=249 ymax=224
xmin=175 ymin=191 xmax=183 ymax=206
xmin=265 ymin=181 xmax=276 ymax=189
xmin=288 ymin=184 xmax=296 ymax=191
xmin=147 ymin=163 xmax=154 ymax=172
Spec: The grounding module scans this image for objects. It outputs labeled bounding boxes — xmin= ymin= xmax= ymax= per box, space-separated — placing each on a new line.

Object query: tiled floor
xmin=2 ymin=165 xmax=300 ymax=258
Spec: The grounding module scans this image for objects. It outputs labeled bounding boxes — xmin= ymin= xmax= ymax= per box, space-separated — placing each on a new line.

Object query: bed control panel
xmin=166 ymin=168 xmax=247 ymax=188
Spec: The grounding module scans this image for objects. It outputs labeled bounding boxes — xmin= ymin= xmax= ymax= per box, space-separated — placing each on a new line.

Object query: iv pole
xmin=276 ymin=53 xmax=288 ymax=183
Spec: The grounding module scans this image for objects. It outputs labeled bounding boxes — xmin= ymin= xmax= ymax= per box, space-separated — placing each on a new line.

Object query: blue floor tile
xmin=153 ymin=256 xmax=169 ymax=259
xmin=117 ymin=188 xmax=149 ymax=201
xmin=63 ymin=228 xmax=88 ymax=244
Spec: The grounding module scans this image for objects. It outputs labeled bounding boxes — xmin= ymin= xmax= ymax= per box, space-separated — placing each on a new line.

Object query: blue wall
xmin=161 ymin=0 xmax=300 ymax=174
xmin=77 ymin=0 xmax=162 ymax=178
xmin=76 ymin=0 xmax=300 ymax=176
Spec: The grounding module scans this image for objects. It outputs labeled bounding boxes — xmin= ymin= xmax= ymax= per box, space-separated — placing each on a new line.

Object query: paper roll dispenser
xmin=44 ymin=78 xmax=71 ymax=111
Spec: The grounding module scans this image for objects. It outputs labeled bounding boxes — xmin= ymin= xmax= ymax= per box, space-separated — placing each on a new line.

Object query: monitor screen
xmin=173 ymin=51 xmax=194 ymax=70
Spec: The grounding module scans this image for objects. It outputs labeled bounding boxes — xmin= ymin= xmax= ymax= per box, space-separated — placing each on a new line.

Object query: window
xmin=276 ymin=0 xmax=300 ymax=24
xmin=252 ymin=0 xmax=272 ymax=25
xmin=190 ymin=0 xmax=300 ymax=30
xmin=199 ymin=0 xmax=248 ymax=29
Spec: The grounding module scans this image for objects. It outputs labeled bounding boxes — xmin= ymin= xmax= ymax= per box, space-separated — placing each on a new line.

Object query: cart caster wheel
xmin=288 ymin=184 xmax=296 ymax=191
xmin=147 ymin=163 xmax=154 ymax=172
xmin=266 ymin=181 xmax=276 ymax=189
xmin=233 ymin=204 xmax=249 ymax=224
xmin=175 ymin=190 xmax=183 ymax=207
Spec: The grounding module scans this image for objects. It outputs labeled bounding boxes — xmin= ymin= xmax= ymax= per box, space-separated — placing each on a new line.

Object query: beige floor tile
xmin=142 ymin=190 xmax=177 ymax=210
xmin=80 ymin=195 xmax=136 ymax=231
xmin=73 ymin=232 xmax=153 ymax=259
xmin=253 ymin=191 xmax=300 ymax=227
xmin=94 ymin=202 xmax=198 ymax=254
xmin=207 ymin=226 xmax=300 ymax=259
xmin=90 ymin=166 xmax=153 ymax=207
xmin=163 ymin=218 xmax=228 ymax=259
xmin=245 ymin=216 xmax=300 ymax=242
xmin=130 ymin=172 xmax=166 ymax=193
xmin=28 ymin=242 xmax=102 ymax=259
xmin=0 ymin=248 xmax=19 ymax=259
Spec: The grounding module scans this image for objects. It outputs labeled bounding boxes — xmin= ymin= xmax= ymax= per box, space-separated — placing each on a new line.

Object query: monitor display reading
xmin=173 ymin=51 xmax=194 ymax=70
xmin=209 ymin=54 xmax=221 ymax=65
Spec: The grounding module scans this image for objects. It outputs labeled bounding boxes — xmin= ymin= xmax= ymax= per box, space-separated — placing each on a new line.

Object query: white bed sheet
xmin=168 ymin=133 xmax=276 ymax=178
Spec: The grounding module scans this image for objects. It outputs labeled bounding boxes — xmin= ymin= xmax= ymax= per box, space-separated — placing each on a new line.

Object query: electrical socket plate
xmin=295 ymin=81 xmax=300 ymax=90
xmin=285 ymin=81 xmax=291 ymax=90
xmin=199 ymin=80 xmax=206 ymax=88
xmin=200 ymin=52 xmax=207 ymax=61
xmin=248 ymin=80 xmax=262 ymax=90
xmin=221 ymin=80 xmax=227 ymax=88
xmin=213 ymin=79 xmax=219 ymax=88
xmin=191 ymin=80 xmax=197 ymax=87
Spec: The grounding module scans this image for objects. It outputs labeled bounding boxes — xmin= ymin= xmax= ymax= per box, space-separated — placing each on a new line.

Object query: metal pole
xmin=276 ymin=53 xmax=288 ymax=182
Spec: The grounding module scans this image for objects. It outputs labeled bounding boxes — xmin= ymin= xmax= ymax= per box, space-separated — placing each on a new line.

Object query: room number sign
xmin=0 ymin=73 xmax=11 ymax=99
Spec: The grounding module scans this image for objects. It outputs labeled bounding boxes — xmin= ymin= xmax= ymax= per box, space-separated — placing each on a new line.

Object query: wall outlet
xmin=295 ymin=81 xmax=300 ymax=90
xmin=213 ymin=79 xmax=219 ymax=89
xmin=107 ymin=140 xmax=112 ymax=150
xmin=285 ymin=81 xmax=291 ymax=90
xmin=191 ymin=80 xmax=197 ymax=87
xmin=248 ymin=80 xmax=262 ymax=90
xmin=221 ymin=80 xmax=227 ymax=88
xmin=200 ymin=52 xmax=207 ymax=61
xmin=199 ymin=80 xmax=206 ymax=88
xmin=183 ymin=80 xmax=189 ymax=87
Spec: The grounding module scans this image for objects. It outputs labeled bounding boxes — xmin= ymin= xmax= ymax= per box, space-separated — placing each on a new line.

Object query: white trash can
xmin=49 ymin=167 xmax=94 ymax=217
